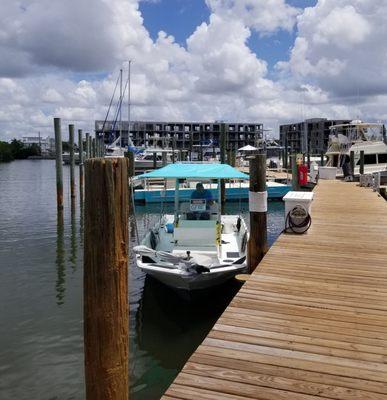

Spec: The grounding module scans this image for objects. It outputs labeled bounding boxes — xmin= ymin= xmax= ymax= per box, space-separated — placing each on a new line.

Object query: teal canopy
xmin=135 ymin=163 xmax=249 ymax=180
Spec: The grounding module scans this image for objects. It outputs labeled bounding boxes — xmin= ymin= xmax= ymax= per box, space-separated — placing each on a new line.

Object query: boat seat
xmin=180 ymin=202 xmax=218 ymax=220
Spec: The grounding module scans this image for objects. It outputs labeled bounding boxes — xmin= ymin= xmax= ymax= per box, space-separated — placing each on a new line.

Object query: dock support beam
xmin=85 ymin=132 xmax=90 ymax=159
xmin=350 ymin=151 xmax=355 ymax=177
xmin=69 ymin=124 xmax=75 ymax=199
xmin=360 ymin=150 xmax=365 ymax=175
xmin=248 ymin=154 xmax=268 ymax=273
xmin=54 ymin=118 xmax=63 ymax=211
xmin=291 ymin=154 xmax=299 ymax=191
xmin=220 ymin=123 xmax=226 ymax=211
xmin=84 ymin=158 xmax=129 ymax=400
xmin=78 ymin=129 xmax=84 ymax=198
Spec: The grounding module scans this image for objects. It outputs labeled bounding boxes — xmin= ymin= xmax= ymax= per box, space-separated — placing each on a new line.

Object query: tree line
xmin=0 ymin=139 xmax=41 ymax=162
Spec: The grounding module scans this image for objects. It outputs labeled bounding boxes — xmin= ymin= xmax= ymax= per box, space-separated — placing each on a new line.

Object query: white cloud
xmin=0 ymin=0 xmax=387 ymax=142
xmin=279 ymin=0 xmax=387 ymax=98
xmin=206 ymin=0 xmax=300 ymax=34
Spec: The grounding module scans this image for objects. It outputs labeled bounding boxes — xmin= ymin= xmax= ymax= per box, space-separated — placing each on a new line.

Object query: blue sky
xmin=140 ymin=0 xmax=317 ymax=71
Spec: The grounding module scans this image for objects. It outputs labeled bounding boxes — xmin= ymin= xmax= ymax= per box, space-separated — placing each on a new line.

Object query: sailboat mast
xmin=128 ymin=60 xmax=131 ymax=147
xmin=120 ymin=68 xmax=123 ymax=150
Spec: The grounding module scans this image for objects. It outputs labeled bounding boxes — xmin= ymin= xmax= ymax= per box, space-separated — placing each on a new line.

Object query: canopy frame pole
xmin=217 ymin=179 xmax=221 ymax=223
xmin=174 ymin=178 xmax=179 ymax=224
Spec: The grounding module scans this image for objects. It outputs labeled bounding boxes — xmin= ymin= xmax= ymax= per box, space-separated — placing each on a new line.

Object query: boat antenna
xmin=120 ymin=68 xmax=123 ymax=151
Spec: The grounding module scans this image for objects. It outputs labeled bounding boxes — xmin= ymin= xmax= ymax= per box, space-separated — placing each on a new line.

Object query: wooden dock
xmin=162 ymin=180 xmax=387 ymax=400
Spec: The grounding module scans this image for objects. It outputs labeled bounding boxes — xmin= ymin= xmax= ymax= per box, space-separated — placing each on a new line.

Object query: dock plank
xmin=161 ymin=181 xmax=387 ymax=399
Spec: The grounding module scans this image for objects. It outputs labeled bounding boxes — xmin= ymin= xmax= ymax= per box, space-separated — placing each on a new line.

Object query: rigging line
xmin=110 ymin=76 xmax=130 ymax=137
xmin=101 ymin=74 xmax=120 ymax=137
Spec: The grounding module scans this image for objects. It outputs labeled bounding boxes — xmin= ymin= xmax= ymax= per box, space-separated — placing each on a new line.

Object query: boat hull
xmin=134 ymin=183 xmax=291 ymax=203
xmin=138 ymin=264 xmax=247 ymax=291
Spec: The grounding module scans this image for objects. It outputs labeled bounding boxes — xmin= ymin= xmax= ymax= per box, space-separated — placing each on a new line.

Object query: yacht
xmin=325 ymin=120 xmax=387 ymax=177
xmin=133 ymin=163 xmax=249 ymax=291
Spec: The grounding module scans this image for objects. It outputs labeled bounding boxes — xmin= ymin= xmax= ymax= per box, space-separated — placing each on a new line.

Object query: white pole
xmin=174 ymin=178 xmax=179 ymax=224
xmin=120 ymin=68 xmax=123 ymax=152
xmin=128 ymin=60 xmax=131 ymax=147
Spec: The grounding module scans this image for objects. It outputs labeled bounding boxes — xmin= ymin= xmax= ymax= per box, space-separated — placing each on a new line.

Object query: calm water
xmin=0 ymin=160 xmax=284 ymax=400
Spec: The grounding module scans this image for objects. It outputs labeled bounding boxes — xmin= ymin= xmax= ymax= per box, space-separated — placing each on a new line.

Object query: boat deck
xmin=161 ymin=180 xmax=387 ymax=400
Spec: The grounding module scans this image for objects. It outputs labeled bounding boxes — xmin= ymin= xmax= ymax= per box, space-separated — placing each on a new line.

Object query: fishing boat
xmin=324 ymin=120 xmax=387 ymax=178
xmin=133 ymin=163 xmax=250 ymax=291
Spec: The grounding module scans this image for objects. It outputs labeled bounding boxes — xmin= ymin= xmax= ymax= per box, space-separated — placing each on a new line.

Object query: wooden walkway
xmin=161 ymin=180 xmax=387 ymax=400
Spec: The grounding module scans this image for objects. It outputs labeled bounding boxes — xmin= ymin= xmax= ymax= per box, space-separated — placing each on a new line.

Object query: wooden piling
xmin=162 ymin=151 xmax=167 ymax=166
xmin=85 ymin=132 xmax=90 ymax=159
xmin=84 ymin=157 xmax=129 ymax=400
xmin=153 ymin=152 xmax=157 ymax=169
xmin=78 ymin=129 xmax=84 ymax=196
xmin=360 ymin=150 xmax=365 ymax=175
xmin=54 ymin=118 xmax=64 ymax=211
xmin=247 ymin=154 xmax=268 ymax=273
xmin=350 ymin=150 xmax=355 ymax=176
xmin=220 ymin=123 xmax=226 ymax=210
xmin=69 ymin=124 xmax=75 ymax=199
xmin=125 ymin=151 xmax=135 ymax=213
xmin=291 ymin=154 xmax=299 ymax=190
xmin=92 ymin=138 xmax=96 ymax=158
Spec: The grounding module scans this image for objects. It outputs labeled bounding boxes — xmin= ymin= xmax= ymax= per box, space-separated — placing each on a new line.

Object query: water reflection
xmin=69 ymin=199 xmax=77 ymax=270
xmin=131 ymin=276 xmax=242 ymax=399
xmin=55 ymin=210 xmax=66 ymax=306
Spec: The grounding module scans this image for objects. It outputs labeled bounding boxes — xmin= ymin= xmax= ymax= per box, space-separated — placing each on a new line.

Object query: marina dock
xmin=162 ymin=180 xmax=387 ymax=399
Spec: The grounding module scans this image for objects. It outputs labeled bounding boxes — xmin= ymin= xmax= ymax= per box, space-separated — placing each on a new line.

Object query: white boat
xmin=133 ymin=163 xmax=250 ymax=291
xmin=134 ymin=148 xmax=178 ymax=171
xmin=105 ymin=136 xmax=125 ymax=158
xmin=325 ymin=120 xmax=387 ymax=177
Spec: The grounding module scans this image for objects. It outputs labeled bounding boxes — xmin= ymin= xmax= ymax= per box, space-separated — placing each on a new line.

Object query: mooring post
xmin=85 ymin=132 xmax=90 ymax=159
xmin=54 ymin=118 xmax=64 ymax=211
xmin=162 ymin=151 xmax=167 ymax=166
xmin=291 ymin=154 xmax=299 ymax=190
xmin=153 ymin=152 xmax=157 ymax=169
xmin=220 ymin=123 xmax=227 ymax=210
xmin=78 ymin=129 xmax=84 ymax=196
xmin=92 ymin=138 xmax=96 ymax=158
xmin=69 ymin=124 xmax=76 ymax=199
xmin=84 ymin=157 xmax=129 ymax=400
xmin=247 ymin=154 xmax=268 ymax=273
xmin=125 ymin=151 xmax=135 ymax=213
xmin=360 ymin=150 xmax=365 ymax=175
xmin=350 ymin=150 xmax=355 ymax=177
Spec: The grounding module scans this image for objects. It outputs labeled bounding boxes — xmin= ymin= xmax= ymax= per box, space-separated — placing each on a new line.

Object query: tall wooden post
xmin=291 ymin=154 xmax=299 ymax=190
xmin=350 ymin=150 xmax=355 ymax=176
xmin=220 ymin=123 xmax=227 ymax=210
xmin=162 ymin=151 xmax=167 ymax=166
xmin=69 ymin=124 xmax=76 ymax=199
xmin=84 ymin=158 xmax=129 ymax=400
xmin=153 ymin=152 xmax=157 ymax=169
xmin=360 ymin=150 xmax=365 ymax=175
xmin=247 ymin=154 xmax=268 ymax=273
xmin=54 ymin=118 xmax=63 ymax=211
xmin=78 ymin=129 xmax=84 ymax=197
xmin=85 ymin=132 xmax=90 ymax=159
xmin=92 ymin=138 xmax=96 ymax=158
xmin=125 ymin=151 xmax=135 ymax=213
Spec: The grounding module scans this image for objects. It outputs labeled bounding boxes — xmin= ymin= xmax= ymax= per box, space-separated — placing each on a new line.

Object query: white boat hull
xmin=139 ymin=264 xmax=246 ymax=291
